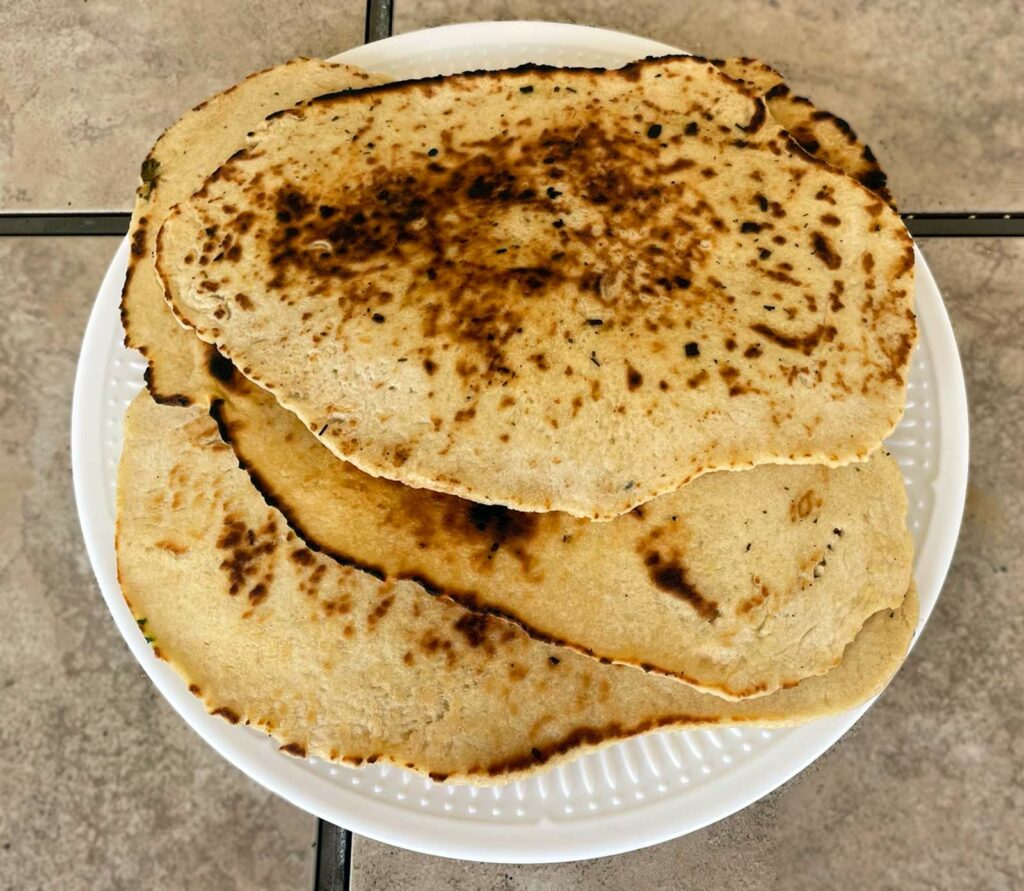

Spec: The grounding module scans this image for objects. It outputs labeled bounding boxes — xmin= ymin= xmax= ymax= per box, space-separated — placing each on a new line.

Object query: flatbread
xmin=116 ymin=391 xmax=917 ymax=783
xmin=212 ymin=372 xmax=911 ymax=699
xmin=125 ymin=56 xmax=896 ymax=409
xmin=120 ymin=58 xmax=388 ymax=405
xmin=711 ymin=58 xmax=894 ymax=207
xmin=156 ymin=55 xmax=916 ymax=519
xmin=122 ymin=55 xmax=912 ymax=698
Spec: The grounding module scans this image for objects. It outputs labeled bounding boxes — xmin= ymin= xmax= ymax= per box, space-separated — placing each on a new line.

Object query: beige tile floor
xmin=395 ymin=0 xmax=1024 ymax=212
xmin=1 ymin=2 xmax=1022 ymax=888
xmin=0 ymin=1 xmax=366 ymax=211
xmin=0 ymin=238 xmax=313 ymax=890
xmin=2 ymin=1 xmax=1022 ymax=212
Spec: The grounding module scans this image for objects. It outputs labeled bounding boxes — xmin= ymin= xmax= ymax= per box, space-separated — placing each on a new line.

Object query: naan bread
xmin=157 ymin=55 xmax=916 ymax=519
xmin=120 ymin=58 xmax=389 ymax=405
xmin=117 ymin=392 xmax=917 ymax=783
xmin=212 ymin=373 xmax=911 ymax=699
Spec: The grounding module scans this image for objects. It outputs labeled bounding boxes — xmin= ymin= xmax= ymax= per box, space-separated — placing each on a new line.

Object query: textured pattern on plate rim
xmin=72 ymin=23 xmax=965 ymax=861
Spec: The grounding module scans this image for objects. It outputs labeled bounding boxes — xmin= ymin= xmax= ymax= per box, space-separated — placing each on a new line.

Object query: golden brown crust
xmin=120 ymin=58 xmax=389 ymax=406
xmin=157 ymin=55 xmax=916 ymax=519
xmin=116 ymin=393 xmax=918 ymax=784
xmin=208 ymin=378 xmax=912 ymax=700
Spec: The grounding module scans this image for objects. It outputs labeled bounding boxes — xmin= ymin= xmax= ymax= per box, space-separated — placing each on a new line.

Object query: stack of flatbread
xmin=117 ymin=53 xmax=917 ymax=783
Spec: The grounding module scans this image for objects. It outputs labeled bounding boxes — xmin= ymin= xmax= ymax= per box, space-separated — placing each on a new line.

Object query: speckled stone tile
xmin=394 ymin=0 xmax=1024 ymax=212
xmin=0 ymin=238 xmax=314 ymax=890
xmin=0 ymin=1 xmax=366 ymax=211
xmin=348 ymin=238 xmax=1023 ymax=888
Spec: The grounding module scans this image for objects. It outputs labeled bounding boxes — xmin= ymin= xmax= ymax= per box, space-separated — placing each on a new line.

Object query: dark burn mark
xmin=367 ymin=595 xmax=394 ymax=627
xmin=208 ymin=349 xmax=236 ymax=386
xmin=791 ymin=130 xmax=821 ymax=155
xmin=685 ymin=121 xmax=699 ymax=136
xmin=290 ymin=548 xmax=315 ymax=566
xmin=248 ymin=582 xmax=268 ymax=606
xmin=143 ymin=360 xmax=193 ymax=406
xmin=749 ymin=322 xmax=837 ymax=355
xmin=626 ymin=361 xmax=643 ymax=391
xmin=895 ymin=245 xmax=915 ymax=278
xmin=740 ymin=221 xmax=762 ymax=233
xmin=130 ymin=222 xmax=147 ymax=257
xmin=215 ymin=513 xmax=277 ymax=603
xmin=859 ymin=167 xmax=888 ymax=193
xmin=645 ymin=552 xmax=720 ymax=621
xmin=685 ymin=341 xmax=700 ymax=357
xmin=737 ymin=100 xmax=766 ymax=134
xmin=453 ymin=612 xmax=493 ymax=648
xmin=810 ymin=231 xmax=842 ymax=269
xmin=212 ymin=707 xmax=240 ymax=724
xmin=479 ymin=714 xmax=720 ymax=778
xmin=279 ymin=742 xmax=307 ymax=757
xmin=519 ymin=85 xmax=534 ymax=94
xmin=646 ymin=123 xmax=662 ymax=139
xmin=465 ymin=502 xmax=538 ymax=547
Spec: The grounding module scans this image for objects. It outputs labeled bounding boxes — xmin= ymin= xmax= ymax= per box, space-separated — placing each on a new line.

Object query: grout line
xmin=314 ymin=820 xmax=350 ymax=891
xmin=1 ymin=211 xmax=1022 ymax=239
xmin=365 ymin=0 xmax=394 ymax=44
xmin=899 ymin=213 xmax=1024 ymax=238
xmin=343 ymin=824 xmax=355 ymax=890
xmin=0 ymin=213 xmax=132 ymax=237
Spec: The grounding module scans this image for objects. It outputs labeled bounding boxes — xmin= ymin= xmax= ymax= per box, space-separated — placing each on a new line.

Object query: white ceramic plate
xmin=72 ymin=22 xmax=969 ymax=863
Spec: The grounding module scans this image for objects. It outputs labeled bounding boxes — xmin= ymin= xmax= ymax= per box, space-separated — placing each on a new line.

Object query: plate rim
xmin=71 ymin=20 xmax=969 ymax=863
